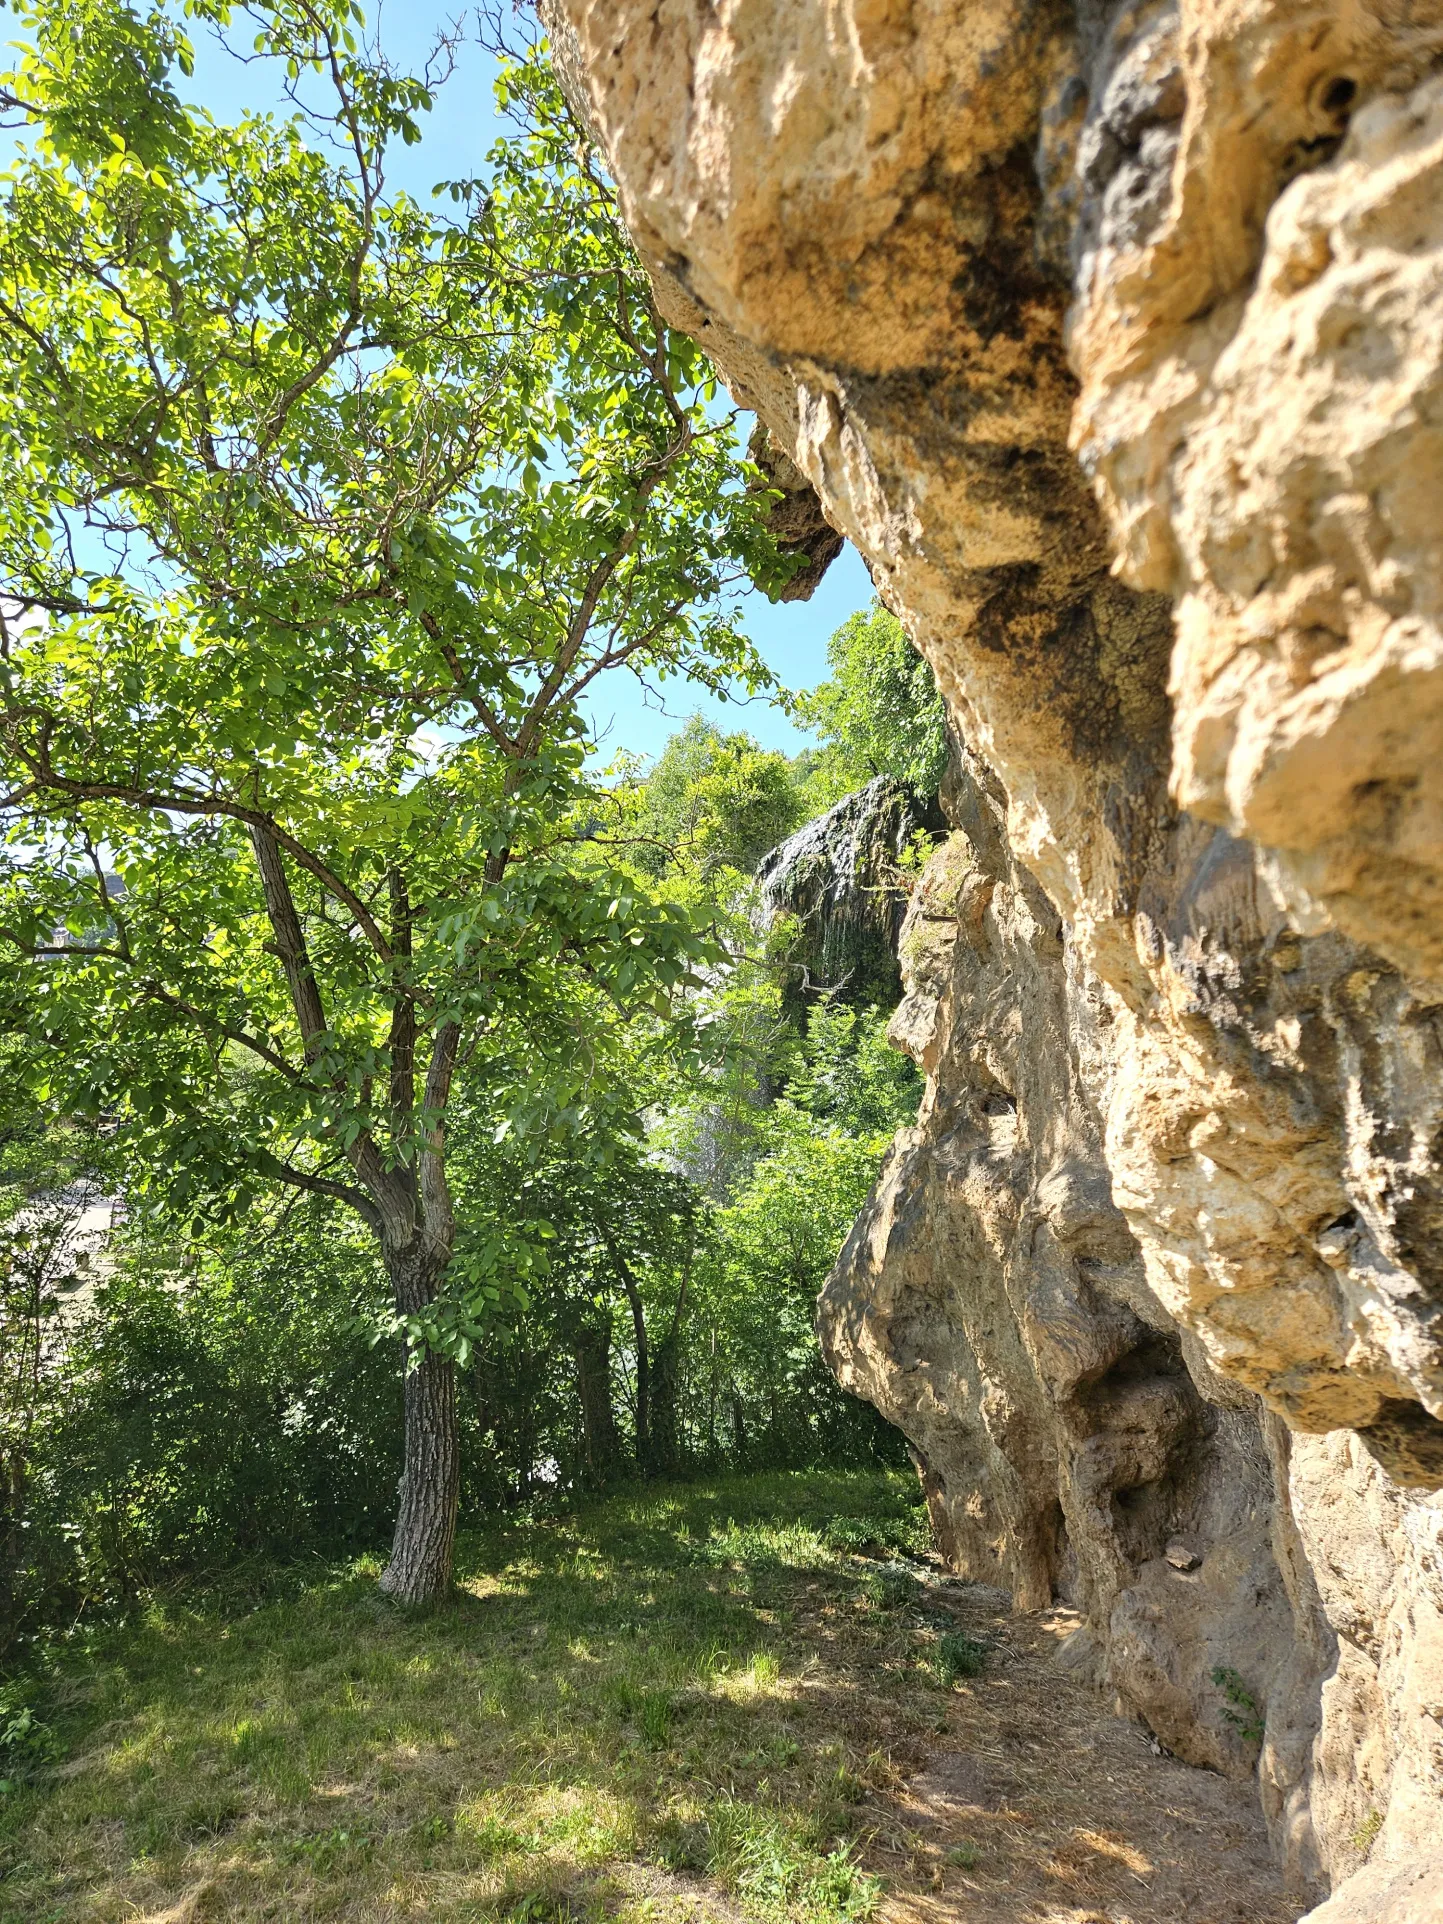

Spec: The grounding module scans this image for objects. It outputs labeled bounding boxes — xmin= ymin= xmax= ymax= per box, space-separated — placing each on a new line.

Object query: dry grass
xmin=0 ymin=1472 xmax=1305 ymax=1924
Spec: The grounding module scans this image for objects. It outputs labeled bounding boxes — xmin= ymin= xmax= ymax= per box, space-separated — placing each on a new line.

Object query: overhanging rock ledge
xmin=541 ymin=0 xmax=1443 ymax=1909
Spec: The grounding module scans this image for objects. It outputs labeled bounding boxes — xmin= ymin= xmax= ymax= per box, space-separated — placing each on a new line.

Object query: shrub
xmin=15 ymin=1208 xmax=403 ymax=1628
xmin=824 ymin=1512 xmax=928 ymax=1557
xmin=0 ymin=1683 xmax=57 ymax=1789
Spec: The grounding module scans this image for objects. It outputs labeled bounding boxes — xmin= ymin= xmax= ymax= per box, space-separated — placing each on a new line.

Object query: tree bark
xmin=649 ymin=1252 xmax=690 ymax=1476
xmin=574 ymin=1316 xmax=619 ymax=1486
xmin=607 ymin=1237 xmax=651 ymax=1471
xmin=379 ymin=1241 xmax=458 ymax=1606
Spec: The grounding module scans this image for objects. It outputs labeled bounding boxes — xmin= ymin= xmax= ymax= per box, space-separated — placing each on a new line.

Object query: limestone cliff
xmin=544 ymin=0 xmax=1443 ymax=1911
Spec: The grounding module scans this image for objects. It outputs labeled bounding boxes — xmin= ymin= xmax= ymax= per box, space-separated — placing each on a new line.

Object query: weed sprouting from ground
xmin=935 ymin=1632 xmax=990 ymax=1684
xmin=708 ymin=1801 xmax=881 ymax=1922
xmin=0 ymin=1470 xmax=932 ymax=1923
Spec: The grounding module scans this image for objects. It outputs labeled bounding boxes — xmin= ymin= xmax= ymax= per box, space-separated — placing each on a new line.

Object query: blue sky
xmin=179 ymin=7 xmax=874 ymax=764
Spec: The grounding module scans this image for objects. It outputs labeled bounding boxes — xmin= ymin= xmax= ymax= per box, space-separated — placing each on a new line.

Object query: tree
xmin=794 ymin=601 xmax=950 ymax=807
xmin=0 ymin=3 xmax=786 ymax=1601
xmin=687 ymin=1001 xmax=916 ymax=1465
xmin=628 ymin=714 xmax=807 ymax=883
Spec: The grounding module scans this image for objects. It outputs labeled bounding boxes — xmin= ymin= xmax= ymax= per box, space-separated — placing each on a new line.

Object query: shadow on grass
xmin=0 ymin=1469 xmax=932 ymax=1924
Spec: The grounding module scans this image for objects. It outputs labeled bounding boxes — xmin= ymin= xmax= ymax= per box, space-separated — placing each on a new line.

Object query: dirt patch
xmin=859 ymin=1584 xmax=1302 ymax=1924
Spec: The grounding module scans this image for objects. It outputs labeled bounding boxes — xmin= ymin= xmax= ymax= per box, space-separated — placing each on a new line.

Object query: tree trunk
xmin=732 ymin=1391 xmax=748 ymax=1465
xmin=379 ymin=1241 xmax=458 ymax=1606
xmin=615 ymin=1259 xmax=650 ymax=1472
xmin=649 ymin=1255 xmax=690 ymax=1476
xmin=575 ymin=1317 xmax=619 ymax=1486
xmin=650 ymin=1334 xmax=681 ymax=1475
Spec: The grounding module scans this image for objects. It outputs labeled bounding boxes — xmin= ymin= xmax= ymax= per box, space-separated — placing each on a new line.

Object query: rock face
xmin=544 ymin=0 xmax=1443 ymax=1909
xmin=756 ymin=775 xmax=943 ymax=1006
xmin=745 ymin=421 xmax=847 ymax=601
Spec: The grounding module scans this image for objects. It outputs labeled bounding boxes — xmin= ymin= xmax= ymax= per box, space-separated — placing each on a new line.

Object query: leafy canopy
xmin=625 ymin=714 xmax=807 ymax=886
xmin=0 ymin=0 xmax=790 ymax=1356
xmin=794 ymin=601 xmax=949 ymax=805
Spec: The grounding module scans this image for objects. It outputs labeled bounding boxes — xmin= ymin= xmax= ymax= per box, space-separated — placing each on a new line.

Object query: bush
xmin=823 ymin=1511 xmax=927 ymax=1557
xmin=0 ymin=1683 xmax=57 ymax=1785
xmin=15 ymin=1205 xmax=404 ymax=1630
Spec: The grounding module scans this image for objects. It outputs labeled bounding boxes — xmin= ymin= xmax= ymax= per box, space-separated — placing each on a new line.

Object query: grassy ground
xmin=0 ymin=1469 xmax=1307 ymax=1924
xmin=0 ymin=1470 xmax=949 ymax=1924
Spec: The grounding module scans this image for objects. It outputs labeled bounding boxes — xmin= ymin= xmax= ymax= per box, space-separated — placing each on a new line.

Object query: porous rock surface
xmin=543 ymin=0 xmax=1443 ymax=1910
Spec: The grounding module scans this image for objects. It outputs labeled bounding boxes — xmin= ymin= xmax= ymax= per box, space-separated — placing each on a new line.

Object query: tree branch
xmin=255 ymin=1151 xmax=381 ymax=1232
xmin=5 ymin=750 xmax=397 ymax=966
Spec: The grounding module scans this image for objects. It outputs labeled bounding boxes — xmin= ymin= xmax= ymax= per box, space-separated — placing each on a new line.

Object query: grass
xmin=0 ymin=1469 xmax=967 ymax=1924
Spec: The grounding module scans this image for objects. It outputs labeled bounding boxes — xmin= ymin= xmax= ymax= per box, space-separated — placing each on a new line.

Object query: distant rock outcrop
xmin=755 ymin=777 xmax=941 ymax=1007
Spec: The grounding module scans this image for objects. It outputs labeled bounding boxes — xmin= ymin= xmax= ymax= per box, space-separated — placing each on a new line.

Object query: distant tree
xmin=629 ymin=714 xmax=807 ymax=883
xmin=795 ymin=602 xmax=950 ymax=806
xmin=685 ymin=1001 xmax=916 ymax=1466
xmin=0 ymin=4 xmax=785 ymax=1601
xmin=492 ymin=1147 xmax=700 ymax=1480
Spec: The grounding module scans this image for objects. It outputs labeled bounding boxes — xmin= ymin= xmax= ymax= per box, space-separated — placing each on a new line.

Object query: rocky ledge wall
xmin=542 ymin=0 xmax=1443 ymax=1911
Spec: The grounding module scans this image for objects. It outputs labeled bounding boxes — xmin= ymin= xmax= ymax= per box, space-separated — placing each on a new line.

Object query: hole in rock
xmin=981 ymin=1092 xmax=1017 ymax=1117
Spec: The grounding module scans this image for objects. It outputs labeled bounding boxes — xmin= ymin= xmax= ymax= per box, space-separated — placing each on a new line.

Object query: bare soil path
xmin=860 ymin=1579 xmax=1300 ymax=1924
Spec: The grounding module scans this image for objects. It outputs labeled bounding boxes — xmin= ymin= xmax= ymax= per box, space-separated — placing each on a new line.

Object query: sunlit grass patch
xmin=708 ymin=1802 xmax=881 ymax=1922
xmin=0 ymin=1469 xmax=929 ymax=1923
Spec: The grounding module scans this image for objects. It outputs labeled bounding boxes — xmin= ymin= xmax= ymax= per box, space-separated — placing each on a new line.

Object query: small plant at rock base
xmin=935 ymin=1633 xmax=990 ymax=1685
xmin=1211 ymin=1667 xmax=1265 ymax=1744
xmin=1350 ymin=1810 xmax=1383 ymax=1858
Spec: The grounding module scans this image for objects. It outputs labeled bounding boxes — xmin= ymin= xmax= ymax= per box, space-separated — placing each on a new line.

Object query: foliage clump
xmin=793 ymin=602 xmax=950 ymax=809
xmin=935 ymin=1633 xmax=991 ymax=1685
xmin=823 ymin=1512 xmax=928 ymax=1557
xmin=1211 ymin=1665 xmax=1265 ymax=1744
